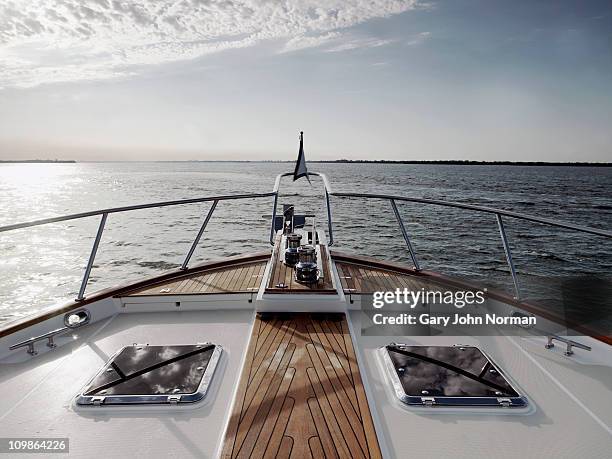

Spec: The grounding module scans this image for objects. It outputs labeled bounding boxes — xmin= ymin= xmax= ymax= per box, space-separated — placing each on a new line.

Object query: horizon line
xmin=1 ymin=159 xmax=612 ymax=167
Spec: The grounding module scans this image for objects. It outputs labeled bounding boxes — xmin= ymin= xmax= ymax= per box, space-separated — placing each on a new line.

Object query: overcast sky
xmin=0 ymin=0 xmax=610 ymax=161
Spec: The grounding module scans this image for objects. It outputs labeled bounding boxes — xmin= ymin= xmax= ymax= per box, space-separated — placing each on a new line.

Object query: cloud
xmin=406 ymin=31 xmax=431 ymax=46
xmin=0 ymin=0 xmax=419 ymax=87
xmin=281 ymin=32 xmax=395 ymax=54
xmin=281 ymin=32 xmax=341 ymax=53
xmin=325 ymin=37 xmax=394 ymax=53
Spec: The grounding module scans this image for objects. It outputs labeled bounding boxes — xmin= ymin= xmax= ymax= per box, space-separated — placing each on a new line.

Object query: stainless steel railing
xmin=0 ymin=172 xmax=336 ymax=303
xmin=270 ymin=172 xmax=335 ymax=246
xmin=1 ymin=171 xmax=610 ymax=303
xmin=326 ymin=189 xmax=612 ymax=300
xmin=272 ymin=172 xmax=612 ymax=300
xmin=0 ymin=192 xmax=276 ymax=301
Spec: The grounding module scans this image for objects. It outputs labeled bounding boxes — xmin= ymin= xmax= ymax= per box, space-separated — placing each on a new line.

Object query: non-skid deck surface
xmin=266 ymin=237 xmax=335 ymax=294
xmin=126 ymin=261 xmax=267 ymax=296
xmin=221 ymin=313 xmax=381 ymax=459
xmin=335 ymin=260 xmax=445 ymax=294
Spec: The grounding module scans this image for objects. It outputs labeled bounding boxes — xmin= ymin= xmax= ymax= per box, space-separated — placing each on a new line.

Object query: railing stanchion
xmin=181 ymin=200 xmax=218 ymax=271
xmin=390 ymin=199 xmax=421 ymax=271
xmin=269 ymin=193 xmax=279 ymax=245
xmin=495 ymin=213 xmax=521 ymax=300
xmin=76 ymin=213 xmax=107 ymax=301
xmin=325 ymin=189 xmax=334 ymax=246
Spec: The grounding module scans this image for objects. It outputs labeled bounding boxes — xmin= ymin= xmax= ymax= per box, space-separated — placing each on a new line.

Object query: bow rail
xmin=328 ymin=189 xmax=612 ymax=299
xmin=0 ymin=192 xmax=276 ymax=301
xmin=0 ymin=172 xmax=610 ymax=302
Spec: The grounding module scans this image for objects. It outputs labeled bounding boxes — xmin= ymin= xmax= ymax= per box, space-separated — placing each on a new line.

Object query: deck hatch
xmin=381 ymin=344 xmax=527 ymax=408
xmin=76 ymin=343 xmax=222 ymax=406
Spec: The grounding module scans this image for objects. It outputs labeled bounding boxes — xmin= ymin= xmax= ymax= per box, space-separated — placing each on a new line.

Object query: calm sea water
xmin=1 ymin=162 xmax=611 ymax=324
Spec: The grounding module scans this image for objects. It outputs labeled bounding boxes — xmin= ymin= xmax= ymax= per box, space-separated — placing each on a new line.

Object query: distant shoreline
xmin=0 ymin=159 xmax=76 ymax=163
xmin=181 ymin=159 xmax=612 ymax=166
xmin=313 ymin=160 xmax=612 ymax=167
xmin=1 ymin=159 xmax=610 ymax=167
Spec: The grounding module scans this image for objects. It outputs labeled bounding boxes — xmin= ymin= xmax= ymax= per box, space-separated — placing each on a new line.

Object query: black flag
xmin=293 ymin=131 xmax=310 ymax=183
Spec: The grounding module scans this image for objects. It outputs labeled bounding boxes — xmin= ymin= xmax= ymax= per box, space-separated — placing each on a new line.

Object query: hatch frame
xmin=380 ymin=343 xmax=528 ymax=408
xmin=75 ymin=343 xmax=223 ymax=406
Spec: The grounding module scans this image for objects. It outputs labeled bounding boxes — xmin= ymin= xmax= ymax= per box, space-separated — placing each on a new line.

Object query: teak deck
xmin=221 ymin=313 xmax=382 ymax=459
xmin=266 ymin=237 xmax=336 ymax=294
xmin=335 ymin=260 xmax=445 ymax=294
xmin=126 ymin=261 xmax=267 ymax=296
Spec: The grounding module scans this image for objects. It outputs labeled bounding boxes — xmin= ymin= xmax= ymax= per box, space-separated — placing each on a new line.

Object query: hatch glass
xmin=76 ymin=343 xmax=222 ymax=406
xmin=381 ymin=344 xmax=527 ymax=407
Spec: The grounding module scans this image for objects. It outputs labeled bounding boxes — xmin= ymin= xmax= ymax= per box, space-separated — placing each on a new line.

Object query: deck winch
xmin=295 ymin=245 xmax=319 ymax=284
xmin=284 ymin=233 xmax=302 ymax=267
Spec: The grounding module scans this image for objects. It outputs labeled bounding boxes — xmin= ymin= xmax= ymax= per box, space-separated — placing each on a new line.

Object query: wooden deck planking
xmin=220 ymin=266 xmax=241 ymax=292
xmin=266 ymin=236 xmax=336 ymax=294
xmin=236 ymin=264 xmax=255 ymax=292
xmin=335 ymin=260 xmax=448 ymax=294
xmin=198 ymin=271 xmax=219 ymax=294
xmin=221 ymin=313 xmax=382 ymax=459
xmin=246 ymin=263 xmax=266 ymax=292
xmin=126 ymin=260 xmax=268 ymax=296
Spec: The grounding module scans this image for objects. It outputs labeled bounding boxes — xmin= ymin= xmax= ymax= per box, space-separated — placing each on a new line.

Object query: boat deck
xmin=335 ymin=260 xmax=440 ymax=294
xmin=123 ymin=250 xmax=446 ymax=299
xmin=1 ymin=309 xmax=610 ymax=459
xmin=126 ymin=260 xmax=267 ymax=296
xmin=0 ymin=310 xmax=256 ymax=458
xmin=350 ymin=310 xmax=612 ymax=459
xmin=221 ymin=312 xmax=381 ymax=459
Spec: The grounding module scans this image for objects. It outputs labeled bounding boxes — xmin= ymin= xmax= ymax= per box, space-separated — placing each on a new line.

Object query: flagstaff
xmin=293 ymin=131 xmax=310 ymax=183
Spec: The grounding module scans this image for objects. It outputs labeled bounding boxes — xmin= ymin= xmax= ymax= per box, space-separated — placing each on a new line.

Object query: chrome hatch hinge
xmin=91 ymin=396 xmax=105 ymax=406
xmin=168 ymin=395 xmax=181 ymax=404
xmin=497 ymin=398 xmax=511 ymax=407
xmin=421 ymin=397 xmax=436 ymax=406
